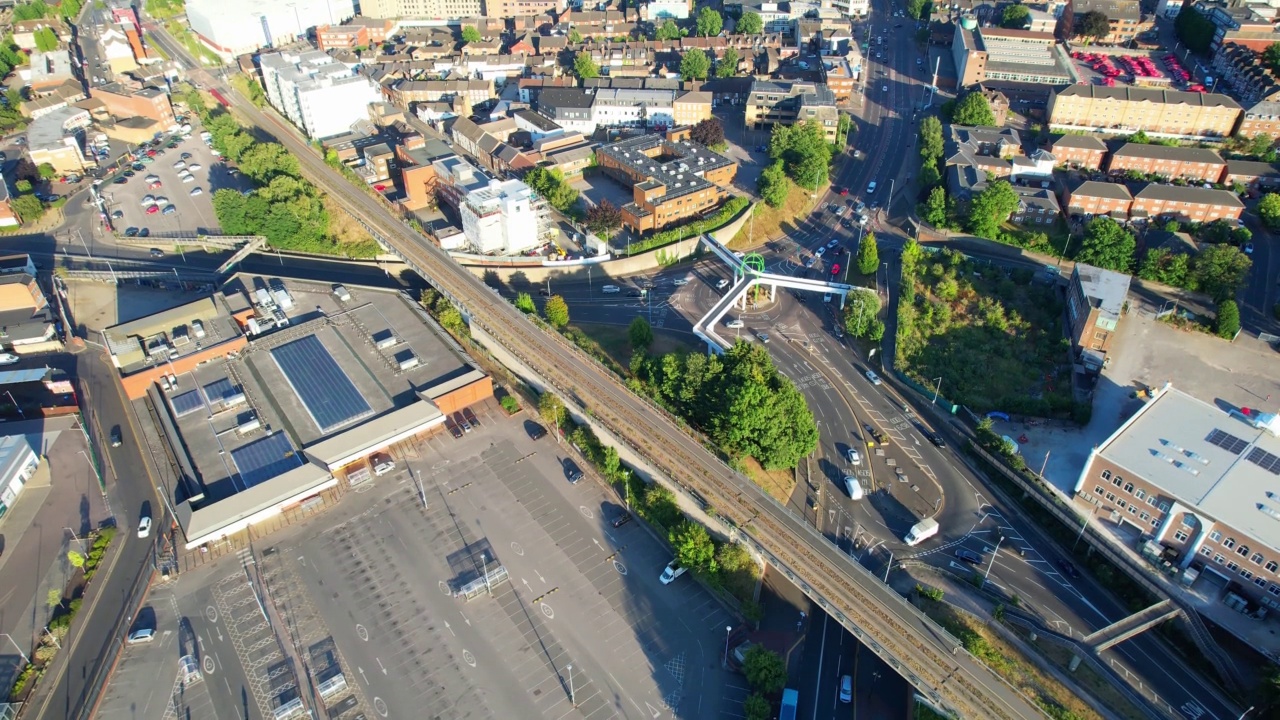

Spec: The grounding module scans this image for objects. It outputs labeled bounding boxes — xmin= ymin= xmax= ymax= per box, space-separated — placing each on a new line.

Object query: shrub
xmin=500 ymin=395 xmax=520 ymax=414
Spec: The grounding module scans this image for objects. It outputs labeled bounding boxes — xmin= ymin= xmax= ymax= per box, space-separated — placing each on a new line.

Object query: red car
xmin=145 ymin=205 xmax=159 ymax=214
xmin=838 ymin=187 xmax=849 ymax=196
xmin=146 ymin=149 xmax=157 ymax=157
xmin=831 ymin=263 xmax=841 ymax=275
xmin=149 ymin=181 xmax=162 ymax=189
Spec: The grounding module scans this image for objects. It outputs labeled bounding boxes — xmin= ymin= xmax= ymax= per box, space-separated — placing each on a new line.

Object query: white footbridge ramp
xmin=693 ymin=233 xmax=875 ymax=352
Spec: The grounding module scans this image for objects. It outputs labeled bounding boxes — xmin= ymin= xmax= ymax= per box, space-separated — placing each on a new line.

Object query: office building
xmin=595 ymin=129 xmax=738 ymax=234
xmin=744 ymin=81 xmax=839 ymax=142
xmin=458 ymin=179 xmax=547 ymax=255
xmin=260 ymin=50 xmax=382 ymax=140
xmin=952 ymin=20 xmax=1075 ymax=88
xmin=359 ymin=0 xmax=483 ymax=19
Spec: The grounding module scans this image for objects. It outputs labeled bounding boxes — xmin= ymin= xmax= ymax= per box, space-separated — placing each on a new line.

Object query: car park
xmin=955 ymin=549 xmax=984 ymax=565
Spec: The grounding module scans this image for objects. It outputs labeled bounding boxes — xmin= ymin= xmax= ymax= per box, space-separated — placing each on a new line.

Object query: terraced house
xmin=1048 ymin=85 xmax=1243 ymax=140
xmin=595 ymin=129 xmax=738 ymax=234
xmin=1106 ymin=143 xmax=1227 ymax=182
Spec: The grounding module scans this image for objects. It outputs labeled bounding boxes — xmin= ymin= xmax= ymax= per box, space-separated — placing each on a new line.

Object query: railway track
xmin=238 ymin=99 xmax=1045 ymax=720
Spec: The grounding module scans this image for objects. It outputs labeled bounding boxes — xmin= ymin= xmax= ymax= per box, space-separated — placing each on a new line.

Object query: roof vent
xmin=1261 ymin=504 xmax=1280 ymax=521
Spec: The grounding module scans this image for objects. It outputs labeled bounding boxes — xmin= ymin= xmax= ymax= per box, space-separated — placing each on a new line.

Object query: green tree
xmin=907 ymin=0 xmax=930 ymax=19
xmin=1001 ymin=4 xmax=1030 ymax=28
xmin=716 ymin=45 xmax=738 ymax=77
xmin=966 ymin=180 xmax=1019 ymax=239
xmin=836 ymin=113 xmax=852 ymax=146
xmin=921 ymin=186 xmax=947 ymax=226
xmin=1175 ymin=6 xmax=1215 ymax=52
xmin=1249 ymin=132 xmax=1277 ymax=159
xmin=34 ymin=27 xmax=58 ymax=52
xmin=844 ymin=292 xmax=881 ymax=338
xmin=628 ymin=316 xmax=654 ymax=352
xmin=918 ymin=115 xmax=944 ymax=169
xmin=680 ymin=47 xmax=710 ymax=81
xmin=655 ymin=19 xmax=683 ymax=40
xmin=741 ymin=645 xmax=788 ymax=695
xmin=14 ymin=179 xmax=31 ymax=193
xmin=11 ymin=194 xmax=43 ymax=223
xmin=1138 ymin=248 xmax=1192 ymax=288
xmin=544 ymin=295 xmax=570 ymax=327
xmin=568 ymin=28 xmax=583 ymax=44
xmin=1194 ymin=244 xmax=1252 ymax=302
xmin=67 ymin=550 xmax=85 ymax=568
xmin=1076 ymin=216 xmax=1136 ymax=272
xmin=737 ymin=11 xmax=763 ymax=34
xmin=856 ymin=231 xmax=879 ymax=274
xmin=1260 ymin=192 xmax=1280 ymax=229
xmin=573 ymin=50 xmax=599 ymax=79
xmin=1163 ymin=220 xmax=1181 ymax=233
xmin=46 ymin=588 xmax=62 ymax=609
xmin=238 ymin=143 xmax=301 ymax=183
xmin=1216 ymin=299 xmax=1240 ymax=339
xmin=514 ymin=292 xmax=536 ymax=314
xmin=670 ymin=521 xmax=717 ymax=575
xmin=37 ymin=163 xmax=56 ymax=180
xmin=539 ymin=391 xmax=566 ymax=428
xmin=743 ymin=694 xmax=771 ymax=720
xmin=758 ymin=160 xmax=790 ymax=207
xmin=1076 ymin=10 xmax=1111 ymax=39
xmin=715 ymin=542 xmax=753 ymax=574
xmin=769 ymin=121 xmax=833 ymax=190
xmin=696 ymin=7 xmax=723 ymax=37
xmin=461 ymin=26 xmax=481 ymax=43
xmin=952 ymin=91 xmax=996 ymax=126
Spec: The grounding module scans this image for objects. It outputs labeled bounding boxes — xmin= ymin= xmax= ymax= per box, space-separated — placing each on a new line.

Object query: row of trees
xmin=634 ymin=342 xmax=818 ymax=470
xmin=1139 ymin=243 xmax=1252 ymax=302
xmin=757 ymin=121 xmax=834 ymax=207
xmin=14 ymin=0 xmax=82 ymax=21
xmin=918 ymin=116 xmax=944 ymax=188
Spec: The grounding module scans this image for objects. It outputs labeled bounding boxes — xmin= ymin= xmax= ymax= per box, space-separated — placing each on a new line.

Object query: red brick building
xmin=1106 ymin=143 xmax=1227 ymax=182
xmin=1050 ymin=134 xmax=1108 ymax=170
xmin=1130 ymin=184 xmax=1244 ymax=223
xmin=1062 ymin=180 xmax=1133 ymax=218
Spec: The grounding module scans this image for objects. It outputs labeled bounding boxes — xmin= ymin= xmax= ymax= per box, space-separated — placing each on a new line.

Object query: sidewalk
xmin=0 ymin=462 xmax=53 ymax=576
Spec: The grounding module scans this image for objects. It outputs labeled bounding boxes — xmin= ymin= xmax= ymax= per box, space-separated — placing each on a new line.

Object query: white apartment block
xmin=260 ymin=50 xmax=382 ymax=140
xmin=187 ymin=0 xmax=354 ymax=56
xmin=359 ymin=0 xmax=481 ymax=18
xmin=461 ymin=179 xmax=542 ymax=255
xmin=591 ymin=89 xmax=675 ymax=129
xmin=828 ymin=0 xmax=870 ymax=17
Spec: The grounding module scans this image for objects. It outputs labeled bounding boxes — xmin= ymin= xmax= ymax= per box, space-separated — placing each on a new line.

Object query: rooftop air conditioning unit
xmin=236 ymin=418 xmax=262 ymax=434
xmin=376 ymin=335 xmax=400 ymax=350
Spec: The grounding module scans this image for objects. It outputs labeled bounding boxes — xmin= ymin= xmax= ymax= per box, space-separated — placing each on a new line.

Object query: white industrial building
xmin=186 ymin=0 xmax=354 ymax=56
xmin=461 ymin=180 xmax=542 ymax=255
xmin=259 ymin=50 xmax=381 ymax=140
xmin=0 ymin=434 xmax=40 ymax=513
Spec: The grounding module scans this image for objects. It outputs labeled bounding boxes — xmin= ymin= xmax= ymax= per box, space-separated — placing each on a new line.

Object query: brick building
xmin=1224 ymin=160 xmax=1280 ymax=189
xmin=1048 ymin=85 xmax=1242 ymax=139
xmin=744 ymin=81 xmax=840 ymax=142
xmin=1074 ymin=385 xmax=1280 ymax=619
xmin=1050 ymin=134 xmax=1108 ymax=170
xmin=1062 ymin=0 xmax=1152 ymax=44
xmin=1106 ymin=143 xmax=1227 ymax=182
xmin=1063 ymin=180 xmax=1133 ymax=218
xmin=1130 ymin=184 xmax=1245 ymax=223
xmin=90 ymin=86 xmax=175 ymax=126
xmin=1236 ymin=98 xmax=1280 ymax=143
xmin=1066 ymin=262 xmax=1130 ymax=370
xmin=594 ymin=129 xmax=738 ymax=234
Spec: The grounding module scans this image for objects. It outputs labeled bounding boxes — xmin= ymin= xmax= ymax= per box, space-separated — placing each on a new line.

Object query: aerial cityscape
xmin=0 ymin=0 xmax=1275 ymax=716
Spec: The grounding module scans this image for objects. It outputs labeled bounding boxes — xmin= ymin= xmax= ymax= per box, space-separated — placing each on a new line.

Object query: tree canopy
xmin=856 ymin=230 xmax=879 ymax=274
xmin=655 ymin=19 xmax=684 ymax=40
xmin=737 ymin=11 xmax=763 ymax=34
xmin=525 ymin=167 xmax=579 ymax=212
xmin=1193 ymin=244 xmax=1251 ymax=302
xmin=1076 ymin=10 xmax=1111 ymax=39
xmin=1001 ymin=4 xmax=1030 ymax=28
xmin=907 ymin=0 xmax=930 ymax=19
xmin=690 ymin=117 xmax=725 ymax=147
xmin=671 ymin=521 xmax=717 ymax=575
xmin=696 ymin=7 xmax=723 ymax=37
xmin=965 ymin=180 xmax=1019 ymax=239
xmin=768 ymin=121 xmax=833 ymax=191
xmin=921 ymin=186 xmax=947 ymax=226
xmin=1216 ymin=299 xmax=1240 ymax=339
xmin=717 ymin=45 xmax=739 ymax=77
xmin=636 ymin=342 xmax=818 ymax=469
xmin=1266 ymin=43 xmax=1280 ymax=71
xmin=741 ymin=645 xmax=788 ymax=695
xmin=952 ymin=91 xmax=996 ymax=126
xmin=629 ymin=317 xmax=654 ymax=352
xmin=573 ymin=50 xmax=599 ymax=79
xmin=1076 ymin=216 xmax=1136 ymax=272
xmin=680 ymin=48 xmax=711 ymax=80
xmin=585 ymin=199 xmax=622 ymax=237
xmin=544 ymin=295 xmax=570 ymax=327
xmin=844 ymin=292 xmax=883 ymax=340
xmin=1259 ymin=193 xmax=1280 ymax=229
xmin=758 ymin=160 xmax=790 ymax=208
xmin=461 ymin=26 xmax=481 ymax=43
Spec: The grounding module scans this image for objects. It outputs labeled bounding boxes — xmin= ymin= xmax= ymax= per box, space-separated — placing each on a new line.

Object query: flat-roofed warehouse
xmin=121 ymin=277 xmax=493 ymax=549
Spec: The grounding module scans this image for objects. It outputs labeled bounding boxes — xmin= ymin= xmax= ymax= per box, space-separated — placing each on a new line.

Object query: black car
xmin=955 ymin=549 xmax=983 ymax=565
xmin=444 ymin=415 xmax=463 ymax=438
xmin=454 ymin=411 xmax=472 ymax=433
xmin=1058 ymin=560 xmax=1081 ymax=579
xmin=109 ymin=425 xmax=122 ymax=448
xmin=566 ymin=462 xmax=583 ymax=484
xmin=528 ymin=423 xmax=547 ymax=441
xmin=124 ymin=227 xmax=139 ymax=237
xmin=138 ymin=228 xmax=150 ymax=238
xmin=462 ymin=407 xmax=480 ymax=428
xmin=538 ymin=288 xmax=550 ymax=296
xmin=612 ymin=512 xmax=632 ymax=528
xmin=113 ymin=176 xmax=127 ymax=184
xmin=928 ymin=432 xmax=947 ymax=449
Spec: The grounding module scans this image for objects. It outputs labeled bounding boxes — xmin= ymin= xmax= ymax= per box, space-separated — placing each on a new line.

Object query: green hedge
xmin=624 ymin=196 xmax=750 ymax=256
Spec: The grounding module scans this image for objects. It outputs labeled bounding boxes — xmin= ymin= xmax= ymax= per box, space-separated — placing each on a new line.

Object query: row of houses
xmin=1064 ymin=181 xmax=1245 ymax=224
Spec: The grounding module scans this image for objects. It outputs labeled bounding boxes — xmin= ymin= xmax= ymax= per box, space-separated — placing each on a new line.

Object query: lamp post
xmin=982 ymin=536 xmax=1004 ymax=589
xmin=1 ymin=633 xmax=30 ymax=665
xmin=482 ymin=552 xmax=492 ymax=596
xmin=931 ymin=377 xmax=942 ymax=404
xmin=413 ymin=470 xmax=428 ymax=509
xmin=1238 ymin=706 xmax=1255 ymax=720
xmin=5 ymin=390 xmax=23 ymax=419
xmin=723 ymin=626 xmax=732 ymax=667
xmin=567 ymin=664 xmax=575 ymax=707
xmin=64 ymin=527 xmax=81 ymax=543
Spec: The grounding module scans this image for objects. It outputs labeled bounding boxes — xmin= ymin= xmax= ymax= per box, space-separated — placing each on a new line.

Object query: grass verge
xmin=740 ymin=455 xmax=795 ymax=505
xmin=1005 ymin=623 xmax=1150 ymax=720
xmin=728 ymin=181 xmax=829 ymax=251
xmin=572 ymin=322 xmax=697 ymax=370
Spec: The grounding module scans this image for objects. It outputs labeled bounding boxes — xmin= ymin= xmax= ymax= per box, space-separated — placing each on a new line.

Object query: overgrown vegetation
xmin=524 ymin=166 xmax=579 ymax=214
xmin=1175 ymin=5 xmax=1216 ymax=54
xmin=419 ymin=288 xmax=469 ymax=339
xmin=145 ymin=0 xmax=186 ymax=20
xmin=623 ymin=196 xmax=748 ymax=256
xmin=897 ymin=241 xmax=1078 ymax=418
xmin=174 ymin=85 xmax=378 ymax=258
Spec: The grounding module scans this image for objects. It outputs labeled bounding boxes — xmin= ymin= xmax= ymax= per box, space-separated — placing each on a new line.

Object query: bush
xmin=500 ymin=395 xmax=520 ymax=414
xmin=1215 ymin=299 xmax=1240 ymax=339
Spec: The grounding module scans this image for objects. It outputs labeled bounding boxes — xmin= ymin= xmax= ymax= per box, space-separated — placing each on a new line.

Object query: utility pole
xmin=982 ymin=536 xmax=1004 ymax=589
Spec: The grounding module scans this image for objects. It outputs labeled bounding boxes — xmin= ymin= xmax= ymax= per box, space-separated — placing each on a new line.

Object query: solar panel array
xmin=1207 ymin=429 xmax=1249 ymax=455
xmin=203 ymin=378 xmax=235 ymax=403
xmin=270 ymin=335 xmax=373 ymax=433
xmin=1248 ymin=447 xmax=1280 ymax=476
xmin=229 ymin=432 xmax=302 ymax=488
xmin=170 ymin=390 xmax=205 ymax=417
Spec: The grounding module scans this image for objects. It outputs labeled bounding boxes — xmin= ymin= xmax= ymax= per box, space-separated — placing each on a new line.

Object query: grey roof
xmin=1112 ymin=143 xmax=1225 ymax=164
xmin=1014 ymin=186 xmax=1061 ymax=213
xmin=1073 ymin=262 xmax=1129 ymax=321
xmin=1091 ymin=387 xmax=1280 ymax=553
xmin=1050 ymin=134 xmax=1109 ymax=151
xmin=1054 ymin=84 xmax=1242 ymax=110
xmin=1226 ymin=160 xmax=1280 ymax=178
xmin=304 ymin=400 xmax=444 ymax=468
xmin=596 ymin=132 xmax=735 ymax=206
xmin=1133 ymin=183 xmax=1245 ymax=208
xmin=0 ymin=434 xmax=35 ymax=486
xmin=537 ymin=87 xmax=595 ymax=110
xmin=1070 ymin=180 xmax=1133 ymax=201
xmin=514 ymin=108 xmax=561 ymax=132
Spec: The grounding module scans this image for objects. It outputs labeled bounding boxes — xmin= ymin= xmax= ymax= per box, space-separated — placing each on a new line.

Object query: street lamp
xmin=64 ymin=526 xmax=81 ymax=543
xmin=723 ymin=626 xmax=732 ymax=667
xmin=1 ymin=633 xmax=30 ymax=665
xmin=982 ymin=536 xmax=1004 ymax=589
xmin=931 ymin=377 xmax=942 ymax=404
xmin=567 ymin=664 xmax=576 ymax=707
xmin=413 ymin=469 xmax=428 ymax=509
xmin=5 ymin=390 xmax=23 ymax=419
xmin=482 ymin=552 xmax=492 ymax=596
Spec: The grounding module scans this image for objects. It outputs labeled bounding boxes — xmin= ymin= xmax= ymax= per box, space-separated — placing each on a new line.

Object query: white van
xmin=844 ymin=476 xmax=864 ymax=500
xmin=602 ymin=285 xmax=621 ymax=293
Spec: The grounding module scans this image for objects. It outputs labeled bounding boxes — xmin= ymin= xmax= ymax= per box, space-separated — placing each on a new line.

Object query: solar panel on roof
xmin=270 ymin=335 xmax=373 ymax=433
xmin=1207 ymin=429 xmax=1248 ymax=455
xmin=229 ymin=432 xmax=302 ymax=488
xmin=1247 ymin=447 xmax=1280 ymax=476
xmin=203 ymin=378 xmax=235 ymax=403
xmin=170 ymin=390 xmax=205 ymax=417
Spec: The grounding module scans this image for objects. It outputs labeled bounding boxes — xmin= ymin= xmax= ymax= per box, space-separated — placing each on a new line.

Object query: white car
xmin=660 ymin=560 xmax=687 ymax=584
xmin=0 ymin=353 xmax=18 ymax=365
xmin=141 ymin=195 xmax=156 ymax=206
xmin=137 ymin=516 xmax=152 ymax=538
xmin=844 ymin=477 xmax=864 ymax=500
xmin=190 ymin=187 xmax=203 ymax=196
xmin=155 ymin=196 xmax=169 ymax=205
xmin=815 ymin=247 xmax=826 ymax=257
xmin=187 ymin=164 xmax=202 ymax=172
xmin=846 ymin=448 xmax=862 ymax=465
xmin=126 ymin=628 xmax=155 ymax=644
xmin=172 ymin=161 xmax=186 ymax=170
xmin=725 ymin=318 xmax=745 ymax=329
xmin=144 ymin=175 xmax=160 ymax=183
xmin=182 ymin=175 xmax=196 ymax=183
xmin=867 ymin=181 xmax=877 ymax=193
xmin=715 ymin=278 xmax=730 ymax=289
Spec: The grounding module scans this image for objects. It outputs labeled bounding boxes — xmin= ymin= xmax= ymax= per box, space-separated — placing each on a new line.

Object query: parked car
xmin=454 ymin=411 xmax=472 ymax=433
xmin=527 ymin=423 xmax=547 ymax=441
xmin=612 ymin=512 xmax=632 ymax=528
xmin=462 ymin=407 xmax=480 ymax=428
xmin=660 ymin=559 xmax=687 ymax=584
xmin=565 ymin=461 xmax=583 ymax=484
xmin=0 ymin=353 xmax=18 ymax=366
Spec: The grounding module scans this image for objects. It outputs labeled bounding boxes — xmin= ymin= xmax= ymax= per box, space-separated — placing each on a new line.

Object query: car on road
xmin=110 ymin=426 xmax=123 ymax=447
xmin=839 ymin=675 xmax=853 ymax=703
xmin=846 ymin=448 xmax=861 ymax=465
xmin=756 ymin=145 xmax=768 ymax=152
xmin=865 ymin=369 xmax=882 ymax=385
xmin=804 ymin=256 xmax=817 ymax=268
xmin=565 ymin=461 xmax=583 ymax=484
xmin=756 ymin=332 xmax=770 ymax=343
xmin=716 ymin=278 xmax=730 ymax=289
xmin=1058 ymin=560 xmax=1081 ymax=579
xmin=826 ymin=238 xmax=840 ymax=249
xmin=672 ymin=277 xmax=690 ymax=286
xmin=955 ymin=549 xmax=984 ymax=565
xmin=831 ymin=263 xmax=841 ymax=275
xmin=612 ymin=512 xmax=633 ymax=528
xmin=136 ymin=516 xmax=152 ymax=538
xmin=844 ymin=476 xmax=864 ymax=500
xmin=660 ymin=559 xmax=687 ymax=584
xmin=150 ymin=248 xmax=163 ymax=258
xmin=0 ymin=353 xmax=18 ymax=366
xmin=867 ymin=181 xmax=877 ymax=193
xmin=927 ymin=432 xmax=947 ymax=449
xmin=1244 ymin=242 xmax=1254 ymax=254
xmin=126 ymin=628 xmax=155 ymax=644
xmin=725 ymin=318 xmax=744 ymax=329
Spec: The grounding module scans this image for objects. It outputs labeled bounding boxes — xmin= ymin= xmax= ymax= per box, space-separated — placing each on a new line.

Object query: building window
xmin=1180 ymin=512 xmax=1193 ymax=525
xmin=1174 ymin=530 xmax=1188 ymax=542
xmin=1268 ymin=561 xmax=1279 ymax=574
xmin=1201 ymin=547 xmax=1213 ymax=557
xmin=1269 ymin=584 xmax=1280 ymax=596
xmin=1095 ymin=485 xmax=1105 ymax=496
xmin=1257 ymin=576 xmax=1269 ymax=588
xmin=1224 ymin=537 xmax=1237 ymax=549
xmin=1125 ymin=483 xmax=1135 ymax=494
xmin=1113 ymin=476 xmax=1123 ymax=487
xmin=1147 ymin=497 xmax=1157 ymax=507
xmin=1215 ymin=554 xmax=1226 ymax=564
xmin=1209 ymin=531 xmax=1222 ymax=542
xmin=1241 ymin=569 xmax=1254 ymax=580
xmin=1228 ymin=561 xmax=1241 ymax=572
xmin=1158 ymin=501 xmax=1170 ymax=512
xmin=1151 ymin=518 xmax=1160 ymax=527
xmin=1106 ymin=492 xmax=1117 ymax=502
xmin=1238 ymin=545 xmax=1250 ymax=557
xmin=1117 ymin=499 xmax=1128 ymax=509
xmin=1140 ymin=512 xmax=1151 ymax=521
